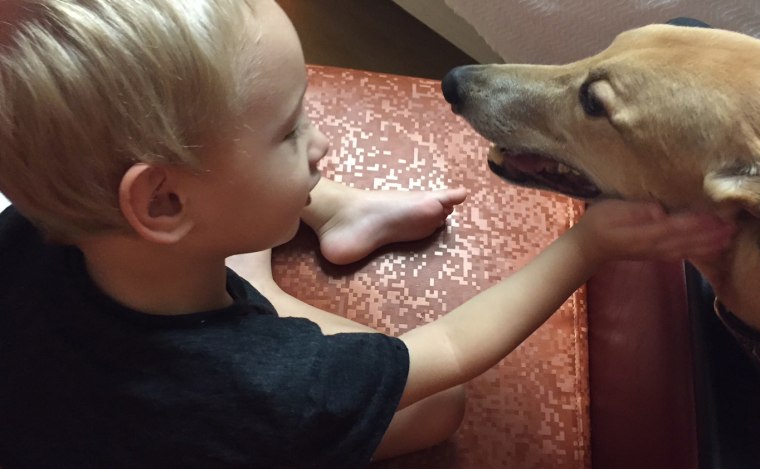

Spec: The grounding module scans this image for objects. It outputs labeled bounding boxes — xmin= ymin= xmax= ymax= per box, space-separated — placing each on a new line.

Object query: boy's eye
xmin=284 ymin=126 xmax=301 ymax=141
xmin=284 ymin=118 xmax=309 ymax=142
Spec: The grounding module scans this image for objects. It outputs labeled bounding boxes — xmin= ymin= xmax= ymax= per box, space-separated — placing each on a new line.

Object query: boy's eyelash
xmin=285 ymin=119 xmax=307 ymax=141
xmin=285 ymin=125 xmax=302 ymax=141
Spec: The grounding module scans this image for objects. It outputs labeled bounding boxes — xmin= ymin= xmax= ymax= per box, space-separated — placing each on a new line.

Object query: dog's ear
xmin=705 ymin=164 xmax=760 ymax=217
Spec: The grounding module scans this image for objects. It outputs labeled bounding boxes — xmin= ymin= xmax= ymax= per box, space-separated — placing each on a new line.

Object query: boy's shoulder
xmin=0 ymin=205 xmax=57 ymax=283
xmin=0 ymin=204 xmax=38 ymax=247
xmin=0 ymin=207 xmax=409 ymax=465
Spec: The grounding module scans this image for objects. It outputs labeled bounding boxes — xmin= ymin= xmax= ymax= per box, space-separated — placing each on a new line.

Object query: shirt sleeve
xmin=295 ymin=331 xmax=409 ymax=468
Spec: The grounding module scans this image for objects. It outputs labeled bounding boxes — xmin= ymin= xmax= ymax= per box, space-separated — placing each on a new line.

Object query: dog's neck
xmin=689 ymin=221 xmax=760 ymax=331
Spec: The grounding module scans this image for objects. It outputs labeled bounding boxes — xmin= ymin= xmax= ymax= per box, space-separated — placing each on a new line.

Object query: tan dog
xmin=442 ymin=23 xmax=760 ymax=350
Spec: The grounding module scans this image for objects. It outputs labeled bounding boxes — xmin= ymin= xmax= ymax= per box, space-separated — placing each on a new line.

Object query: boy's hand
xmin=573 ymin=199 xmax=735 ymax=264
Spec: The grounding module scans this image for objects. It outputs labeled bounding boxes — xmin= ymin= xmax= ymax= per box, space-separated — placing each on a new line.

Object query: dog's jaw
xmin=487 ymin=145 xmax=603 ymax=199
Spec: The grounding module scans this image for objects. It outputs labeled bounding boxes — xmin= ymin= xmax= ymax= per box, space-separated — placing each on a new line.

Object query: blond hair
xmin=0 ymin=0 xmax=260 ymax=240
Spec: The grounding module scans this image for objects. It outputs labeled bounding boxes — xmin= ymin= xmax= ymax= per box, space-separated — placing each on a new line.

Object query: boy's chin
xmin=274 ymin=220 xmax=302 ymax=248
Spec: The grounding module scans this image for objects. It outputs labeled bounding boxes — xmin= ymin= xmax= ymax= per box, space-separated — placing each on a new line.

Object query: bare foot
xmin=304 ymin=183 xmax=467 ymax=265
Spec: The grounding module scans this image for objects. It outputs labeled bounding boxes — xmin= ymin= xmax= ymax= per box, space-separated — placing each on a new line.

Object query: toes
xmin=437 ymin=187 xmax=468 ymax=207
xmin=449 ymin=187 xmax=468 ymax=204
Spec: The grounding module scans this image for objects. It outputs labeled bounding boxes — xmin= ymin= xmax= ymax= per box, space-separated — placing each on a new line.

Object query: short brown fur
xmin=453 ymin=24 xmax=760 ymax=331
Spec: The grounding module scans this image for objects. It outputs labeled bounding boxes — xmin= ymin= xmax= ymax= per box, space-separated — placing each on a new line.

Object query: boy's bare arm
xmin=396 ymin=200 xmax=734 ymax=409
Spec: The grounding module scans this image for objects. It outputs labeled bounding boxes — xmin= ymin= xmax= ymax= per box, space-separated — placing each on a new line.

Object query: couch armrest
xmin=587 ymin=261 xmax=698 ymax=469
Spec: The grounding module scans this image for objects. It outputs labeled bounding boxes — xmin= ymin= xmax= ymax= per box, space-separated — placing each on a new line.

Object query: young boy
xmin=0 ymin=0 xmax=734 ymax=467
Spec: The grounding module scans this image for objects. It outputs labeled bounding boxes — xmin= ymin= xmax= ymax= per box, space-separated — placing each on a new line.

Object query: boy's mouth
xmin=306 ymin=173 xmax=321 ymax=205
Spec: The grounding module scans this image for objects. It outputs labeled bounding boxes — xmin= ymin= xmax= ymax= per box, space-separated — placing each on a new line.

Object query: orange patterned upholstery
xmin=262 ymin=65 xmax=591 ymax=468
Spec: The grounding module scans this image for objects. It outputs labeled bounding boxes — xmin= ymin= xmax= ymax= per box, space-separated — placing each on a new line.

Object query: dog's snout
xmin=442 ymin=66 xmax=469 ymax=113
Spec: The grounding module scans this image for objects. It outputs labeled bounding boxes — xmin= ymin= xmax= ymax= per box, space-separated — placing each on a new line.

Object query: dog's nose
xmin=441 ymin=66 xmax=466 ymax=113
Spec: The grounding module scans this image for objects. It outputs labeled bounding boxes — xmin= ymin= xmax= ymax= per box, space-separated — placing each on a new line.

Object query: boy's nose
xmin=308 ymin=128 xmax=330 ymax=167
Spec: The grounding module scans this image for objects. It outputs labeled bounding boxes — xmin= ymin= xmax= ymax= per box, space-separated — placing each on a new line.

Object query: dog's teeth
xmin=556 ymin=163 xmax=570 ymax=174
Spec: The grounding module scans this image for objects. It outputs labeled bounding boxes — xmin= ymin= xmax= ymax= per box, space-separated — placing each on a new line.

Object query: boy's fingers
xmin=641 ymin=202 xmax=667 ymax=222
xmin=652 ymin=224 xmax=734 ymax=259
xmin=614 ymin=212 xmax=734 ymax=260
xmin=657 ymin=240 xmax=726 ymax=260
xmin=588 ymin=200 xmax=735 ymax=261
xmin=667 ymin=212 xmax=731 ymax=232
xmin=623 ymin=210 xmax=726 ymax=239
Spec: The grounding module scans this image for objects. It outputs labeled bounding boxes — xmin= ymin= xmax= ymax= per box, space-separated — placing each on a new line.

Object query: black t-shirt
xmin=0 ymin=206 xmax=409 ymax=468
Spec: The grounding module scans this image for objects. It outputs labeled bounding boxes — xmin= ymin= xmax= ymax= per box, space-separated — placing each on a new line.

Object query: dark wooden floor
xmin=278 ymin=0 xmax=476 ymax=80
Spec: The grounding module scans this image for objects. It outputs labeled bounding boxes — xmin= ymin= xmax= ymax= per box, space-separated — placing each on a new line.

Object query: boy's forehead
xmin=251 ymin=1 xmax=305 ymax=83
xmin=238 ymin=0 xmax=306 ymax=129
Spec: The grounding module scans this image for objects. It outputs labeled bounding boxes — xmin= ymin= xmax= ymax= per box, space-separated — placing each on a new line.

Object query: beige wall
xmin=392 ymin=0 xmax=501 ymax=64
xmin=418 ymin=0 xmax=760 ymax=65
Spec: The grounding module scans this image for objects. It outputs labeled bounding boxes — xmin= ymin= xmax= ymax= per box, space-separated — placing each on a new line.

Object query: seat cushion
xmin=266 ymin=65 xmax=589 ymax=468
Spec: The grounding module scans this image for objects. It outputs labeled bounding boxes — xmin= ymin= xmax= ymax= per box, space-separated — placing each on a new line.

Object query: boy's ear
xmin=119 ymin=163 xmax=195 ymax=243
xmin=704 ymin=162 xmax=760 ymax=218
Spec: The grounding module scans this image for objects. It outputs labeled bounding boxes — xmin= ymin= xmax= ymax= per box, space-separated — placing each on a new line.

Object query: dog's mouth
xmin=488 ymin=145 xmax=601 ymax=199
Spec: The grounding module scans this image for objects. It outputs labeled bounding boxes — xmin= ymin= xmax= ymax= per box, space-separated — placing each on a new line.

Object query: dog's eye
xmin=579 ymin=81 xmax=607 ymax=118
